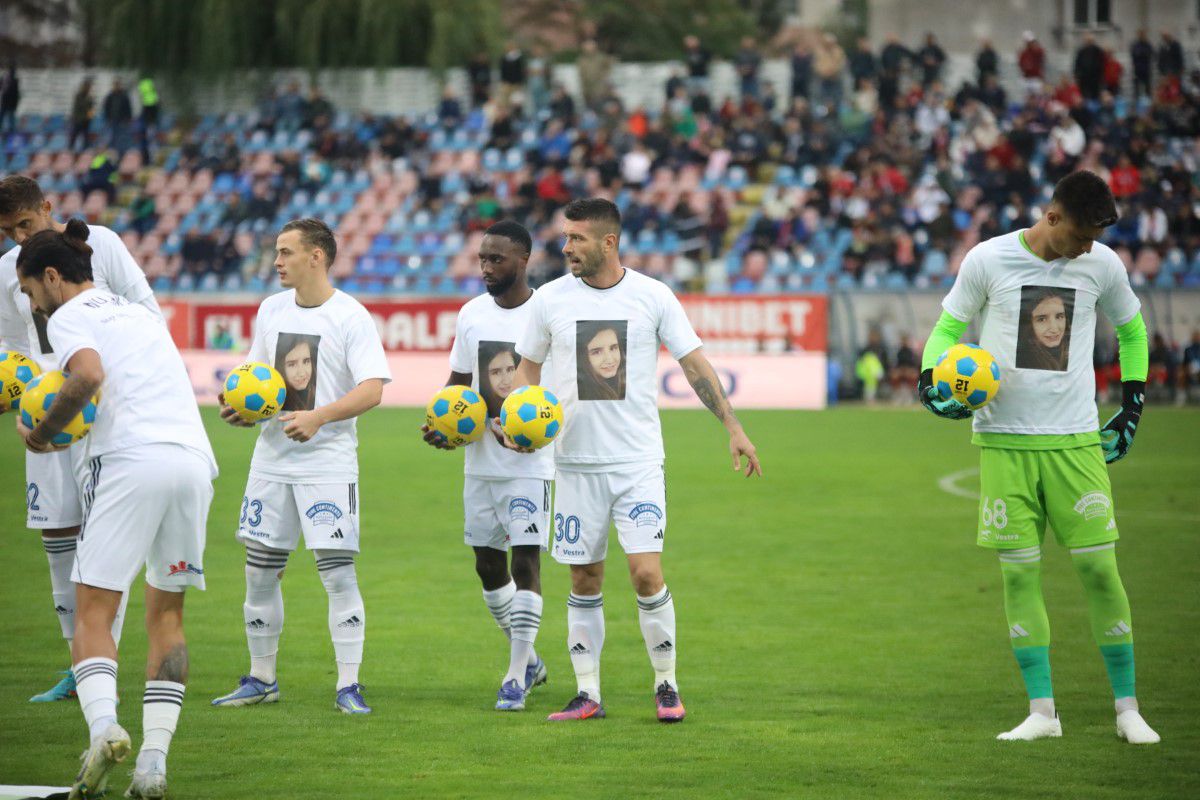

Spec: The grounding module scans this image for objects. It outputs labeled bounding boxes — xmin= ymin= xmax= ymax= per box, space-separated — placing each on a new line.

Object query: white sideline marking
xmin=937 ymin=467 xmax=980 ymax=500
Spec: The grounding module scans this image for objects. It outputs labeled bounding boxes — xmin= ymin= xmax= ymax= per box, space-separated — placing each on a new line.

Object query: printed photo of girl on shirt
xmin=276 ymin=332 xmax=321 ymax=410
xmin=576 ymin=320 xmax=627 ymax=400
xmin=478 ymin=340 xmax=520 ymax=416
xmin=1016 ymin=285 xmax=1075 ymax=372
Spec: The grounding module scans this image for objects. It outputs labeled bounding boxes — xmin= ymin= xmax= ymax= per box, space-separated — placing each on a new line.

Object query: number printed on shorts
xmin=981 ymin=496 xmax=1008 ymax=529
xmin=26 ymin=482 xmax=40 ymax=511
xmin=554 ymin=513 xmax=581 ymax=544
xmin=240 ymin=496 xmax=263 ymax=528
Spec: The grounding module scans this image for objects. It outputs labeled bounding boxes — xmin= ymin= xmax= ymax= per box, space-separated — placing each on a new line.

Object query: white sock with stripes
xmin=42 ymin=534 xmax=78 ymax=642
xmin=638 ymin=586 xmax=677 ymax=691
xmin=567 ymin=593 xmax=604 ymax=701
xmin=244 ymin=545 xmax=288 ymax=684
xmin=482 ymin=580 xmax=516 ymax=639
xmin=506 ymin=590 xmax=543 ymax=688
xmin=75 ymin=656 xmax=119 ymax=739
xmin=137 ymin=681 xmax=184 ymax=773
xmin=316 ymin=551 xmax=364 ymax=689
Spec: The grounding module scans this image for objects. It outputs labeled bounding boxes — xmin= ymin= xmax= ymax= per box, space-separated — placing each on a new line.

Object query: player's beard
xmin=485 ymin=272 xmax=517 ymax=296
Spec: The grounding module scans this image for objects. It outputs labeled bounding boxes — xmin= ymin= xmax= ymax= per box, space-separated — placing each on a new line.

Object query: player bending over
xmin=0 ymin=175 xmax=161 ymax=703
xmin=421 ymin=221 xmax=552 ymax=711
xmin=212 ymin=219 xmax=390 ymax=714
xmin=506 ymin=199 xmax=762 ymax=722
xmin=16 ymin=221 xmax=218 ymax=797
xmin=919 ymin=170 xmax=1158 ymax=744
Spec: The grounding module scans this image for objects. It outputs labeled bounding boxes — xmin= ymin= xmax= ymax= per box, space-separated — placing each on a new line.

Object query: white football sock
xmin=637 ymin=585 xmax=677 ymax=691
xmin=42 ymin=534 xmax=77 ymax=640
xmin=244 ymin=545 xmax=288 ymax=683
xmin=506 ymin=590 xmax=543 ymax=687
xmin=75 ymin=656 xmax=119 ymax=739
xmin=1030 ymin=697 xmax=1056 ymax=717
xmin=482 ymin=580 xmax=516 ymax=639
xmin=567 ymin=593 xmax=604 ymax=701
xmin=316 ymin=552 xmax=364 ymax=689
xmin=140 ymin=680 xmax=184 ymax=769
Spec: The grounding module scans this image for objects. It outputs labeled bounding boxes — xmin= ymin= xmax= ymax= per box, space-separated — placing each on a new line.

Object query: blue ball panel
xmin=21 ymin=409 xmax=34 ymax=428
xmin=990 ymin=362 xmax=1000 ymax=380
xmin=52 ymin=432 xmax=73 ymax=446
xmin=276 ymin=387 xmax=286 ymax=405
xmin=432 ymin=398 xmax=450 ymax=416
xmin=500 ymin=406 xmax=508 ymax=426
xmin=15 ymin=365 xmax=32 ymax=382
xmin=514 ymin=434 xmax=533 ymax=448
xmin=462 ymin=389 xmax=480 ymax=404
xmin=517 ymin=402 xmax=537 ymax=423
xmin=43 ymin=392 xmax=57 ymax=411
xmin=544 ymin=420 xmax=559 ymax=439
xmin=226 ymin=373 xmax=240 ymax=391
xmin=82 ymin=404 xmax=96 ymax=424
xmin=956 ymin=357 xmax=978 ymax=377
xmin=245 ymin=394 xmax=265 ymax=411
xmin=457 ymin=417 xmax=476 ymax=435
xmin=966 ymin=389 xmax=988 ymax=407
xmin=544 ymin=390 xmax=559 ymax=406
xmin=252 ymin=366 xmax=272 ymax=381
xmin=936 ymin=380 xmax=952 ymax=400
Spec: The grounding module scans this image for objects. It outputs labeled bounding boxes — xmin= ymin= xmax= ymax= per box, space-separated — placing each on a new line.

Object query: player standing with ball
xmin=508 ymin=199 xmax=761 ymax=722
xmin=15 ymin=221 xmax=217 ymax=798
xmin=421 ymin=221 xmax=554 ymax=712
xmin=919 ymin=171 xmax=1158 ymax=744
xmin=212 ymin=218 xmax=390 ymax=715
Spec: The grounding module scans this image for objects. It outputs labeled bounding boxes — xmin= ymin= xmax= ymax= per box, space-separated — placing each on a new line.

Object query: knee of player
xmin=509 ymin=547 xmax=541 ymax=589
xmin=628 ymin=566 xmax=665 ymax=597
xmin=473 ymin=549 xmax=509 ymax=587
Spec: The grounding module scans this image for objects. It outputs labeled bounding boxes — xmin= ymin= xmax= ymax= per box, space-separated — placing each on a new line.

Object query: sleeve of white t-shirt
xmin=448 ymin=309 xmax=472 ymax=373
xmin=657 ymin=286 xmax=703 ymax=360
xmin=1096 ymin=251 xmax=1141 ymax=326
xmin=941 ymin=247 xmax=988 ymax=323
xmin=0 ymin=276 xmax=30 ymax=355
xmin=247 ymin=304 xmax=269 ymax=363
xmin=93 ymin=227 xmax=159 ymax=316
xmin=46 ymin=305 xmax=98 ymax=372
xmin=344 ymin=306 xmax=391 ymax=386
xmin=516 ymin=290 xmax=551 ymax=364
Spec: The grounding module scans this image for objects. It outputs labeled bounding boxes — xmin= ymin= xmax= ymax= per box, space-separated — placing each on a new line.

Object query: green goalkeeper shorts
xmin=976 ymin=445 xmax=1119 ymax=550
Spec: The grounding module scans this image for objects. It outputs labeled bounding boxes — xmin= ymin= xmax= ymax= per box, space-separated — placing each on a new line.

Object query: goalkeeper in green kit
xmin=918 ymin=171 xmax=1158 ymax=744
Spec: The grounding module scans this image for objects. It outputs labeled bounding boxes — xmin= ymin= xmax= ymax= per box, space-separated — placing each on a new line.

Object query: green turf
xmin=0 ymin=406 xmax=1197 ymax=799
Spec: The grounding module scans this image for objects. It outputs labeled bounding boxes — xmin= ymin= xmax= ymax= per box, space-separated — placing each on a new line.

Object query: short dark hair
xmin=1051 ymin=170 xmax=1118 ymax=228
xmin=484 ymin=220 xmax=532 ymax=254
xmin=563 ymin=198 xmax=621 ymax=235
xmin=281 ymin=218 xmax=337 ymax=267
xmin=0 ymin=175 xmax=45 ymax=216
xmin=17 ymin=218 xmax=94 ymax=283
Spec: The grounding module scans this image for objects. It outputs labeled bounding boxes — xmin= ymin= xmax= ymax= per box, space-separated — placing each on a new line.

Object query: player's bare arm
xmin=678 ymin=348 xmax=762 ymax=477
xmin=493 ymin=357 xmax=542 ymax=452
xmin=21 ymin=347 xmax=102 ymax=453
xmin=422 ymin=371 xmax=472 ymax=450
xmin=280 ymin=377 xmax=384 ymax=443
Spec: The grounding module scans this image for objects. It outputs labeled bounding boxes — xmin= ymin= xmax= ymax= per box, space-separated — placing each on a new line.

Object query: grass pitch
xmin=0 ymin=406 xmax=1197 ymax=799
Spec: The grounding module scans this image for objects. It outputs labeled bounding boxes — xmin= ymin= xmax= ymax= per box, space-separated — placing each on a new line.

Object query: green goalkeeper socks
xmin=1071 ymin=544 xmax=1136 ymax=699
xmin=999 ymin=552 xmax=1053 ymax=700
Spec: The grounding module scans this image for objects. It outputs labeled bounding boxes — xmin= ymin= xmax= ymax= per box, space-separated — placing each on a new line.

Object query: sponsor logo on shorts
xmin=243 ymin=528 xmax=270 ymax=540
xmin=628 ymin=502 xmax=664 ymax=528
xmin=305 ymin=501 xmax=344 ymax=527
xmin=1073 ymin=491 xmax=1111 ymax=521
xmin=509 ymin=497 xmax=537 ymax=522
xmin=167 ymin=560 xmax=204 ymax=577
xmin=983 ymin=530 xmax=1020 ymax=542
xmin=28 ymin=512 xmax=49 ymax=524
xmin=558 ymin=547 xmax=585 ymax=557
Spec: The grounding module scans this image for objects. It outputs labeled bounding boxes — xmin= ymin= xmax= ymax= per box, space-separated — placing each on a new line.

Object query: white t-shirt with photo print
xmin=0 ymin=224 xmax=158 ymax=371
xmin=517 ymin=268 xmax=702 ymax=468
xmin=247 ymin=289 xmax=391 ymax=483
xmin=942 ymin=230 xmax=1140 ymax=435
xmin=448 ymin=292 xmax=554 ymax=480
xmin=47 ymin=288 xmax=216 ymax=475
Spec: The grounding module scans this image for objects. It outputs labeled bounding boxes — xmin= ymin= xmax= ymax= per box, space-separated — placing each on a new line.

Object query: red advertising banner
xmin=184 ymin=294 xmax=827 ymax=353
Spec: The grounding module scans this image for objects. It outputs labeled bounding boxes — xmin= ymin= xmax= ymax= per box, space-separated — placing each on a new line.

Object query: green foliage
xmin=581 ymin=0 xmax=759 ymax=61
xmin=77 ymin=0 xmax=497 ymax=73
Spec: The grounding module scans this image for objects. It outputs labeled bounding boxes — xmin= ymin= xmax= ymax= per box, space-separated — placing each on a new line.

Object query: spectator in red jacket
xmin=1018 ymin=31 xmax=1045 ymax=92
xmin=1108 ymin=155 xmax=1141 ymax=198
xmin=1102 ymin=48 xmax=1123 ymax=95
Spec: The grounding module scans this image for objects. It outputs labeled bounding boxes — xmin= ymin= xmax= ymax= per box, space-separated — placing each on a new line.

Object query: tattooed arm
xmin=21 ymin=348 xmax=103 ymax=453
xmin=678 ymin=348 xmax=762 ymax=477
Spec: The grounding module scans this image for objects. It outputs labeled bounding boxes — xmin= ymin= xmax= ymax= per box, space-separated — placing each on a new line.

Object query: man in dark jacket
xmin=849 ymin=38 xmax=877 ymax=86
xmin=917 ymin=33 xmax=945 ymax=87
xmin=976 ymin=39 xmax=999 ymax=84
xmin=102 ymin=79 xmax=133 ymax=151
xmin=1157 ymin=31 xmax=1184 ymax=77
xmin=1130 ymin=30 xmax=1154 ymax=98
xmin=1073 ymin=34 xmax=1105 ymax=100
xmin=0 ymin=64 xmax=19 ymax=135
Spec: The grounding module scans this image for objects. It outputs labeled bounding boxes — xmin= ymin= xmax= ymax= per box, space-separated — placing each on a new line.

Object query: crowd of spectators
xmin=1 ymin=27 xmax=1198 ymax=294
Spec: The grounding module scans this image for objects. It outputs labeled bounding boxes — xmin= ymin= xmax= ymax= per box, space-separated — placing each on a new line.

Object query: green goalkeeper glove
xmin=917 ymin=368 xmax=973 ymax=420
xmin=1100 ymin=380 xmax=1144 ymax=464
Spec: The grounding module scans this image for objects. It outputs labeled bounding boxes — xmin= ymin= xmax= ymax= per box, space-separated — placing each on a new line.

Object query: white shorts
xmin=73 ymin=444 xmax=214 ymax=593
xmin=552 ymin=464 xmax=667 ymax=565
xmin=25 ymin=447 xmax=83 ymax=529
xmin=464 ymin=476 xmax=552 ymax=551
xmin=236 ymin=477 xmax=361 ymax=553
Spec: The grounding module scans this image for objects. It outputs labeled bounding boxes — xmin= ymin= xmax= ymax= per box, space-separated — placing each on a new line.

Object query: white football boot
xmin=1116 ymin=709 xmax=1160 ymax=744
xmin=70 ymin=723 xmax=131 ymax=799
xmin=996 ymin=711 xmax=1062 ymax=741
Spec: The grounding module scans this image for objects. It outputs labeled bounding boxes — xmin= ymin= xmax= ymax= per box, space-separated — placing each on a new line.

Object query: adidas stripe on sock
xmin=567 ymin=593 xmax=604 ymax=700
xmin=75 ymin=656 xmax=119 ymax=739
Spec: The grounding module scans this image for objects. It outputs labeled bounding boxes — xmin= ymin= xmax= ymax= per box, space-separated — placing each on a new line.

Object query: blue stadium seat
xmin=921 ymin=249 xmax=949 ymax=277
